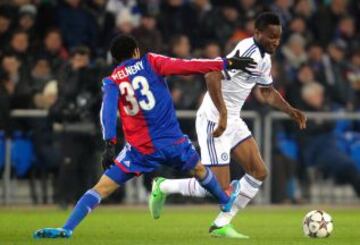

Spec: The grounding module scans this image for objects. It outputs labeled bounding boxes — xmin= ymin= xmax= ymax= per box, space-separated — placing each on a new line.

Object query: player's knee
xmin=93 ymin=177 xmax=118 ymax=198
xmin=192 ymin=163 xmax=207 ymax=179
xmin=252 ymin=165 xmax=268 ymax=181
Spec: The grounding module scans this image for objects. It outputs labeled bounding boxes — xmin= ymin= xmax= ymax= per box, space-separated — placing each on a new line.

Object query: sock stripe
xmin=244 ymin=175 xmax=261 ymax=189
xmin=239 ymin=192 xmax=252 ymax=200
xmin=86 ymin=189 xmax=102 ymax=202
xmin=200 ymin=168 xmax=213 ymax=185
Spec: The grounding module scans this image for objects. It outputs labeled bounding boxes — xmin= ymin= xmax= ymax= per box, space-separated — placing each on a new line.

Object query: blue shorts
xmin=104 ymin=136 xmax=200 ymax=185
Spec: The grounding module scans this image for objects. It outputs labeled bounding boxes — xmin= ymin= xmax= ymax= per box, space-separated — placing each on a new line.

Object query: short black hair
xmin=71 ymin=45 xmax=91 ymax=57
xmin=110 ymin=35 xmax=138 ymax=63
xmin=255 ymin=12 xmax=281 ymax=31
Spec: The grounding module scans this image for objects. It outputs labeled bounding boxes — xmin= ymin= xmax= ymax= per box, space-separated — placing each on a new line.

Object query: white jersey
xmin=198 ymin=37 xmax=273 ymax=122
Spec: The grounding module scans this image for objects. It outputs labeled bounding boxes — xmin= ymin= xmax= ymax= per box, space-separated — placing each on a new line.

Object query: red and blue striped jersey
xmin=100 ymin=53 xmax=227 ymax=154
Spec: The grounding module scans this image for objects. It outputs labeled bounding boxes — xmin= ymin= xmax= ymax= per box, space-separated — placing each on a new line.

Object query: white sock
xmin=159 ymin=178 xmax=207 ymax=197
xmin=213 ymin=174 xmax=262 ymax=227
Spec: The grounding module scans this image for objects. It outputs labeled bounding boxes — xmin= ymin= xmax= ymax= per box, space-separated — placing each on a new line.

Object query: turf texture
xmin=0 ymin=205 xmax=359 ymax=245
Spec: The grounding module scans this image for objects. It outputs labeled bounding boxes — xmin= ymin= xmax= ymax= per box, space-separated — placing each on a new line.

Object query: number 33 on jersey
xmin=100 ymin=52 xmax=228 ymax=155
xmin=119 ymin=76 xmax=156 ymax=116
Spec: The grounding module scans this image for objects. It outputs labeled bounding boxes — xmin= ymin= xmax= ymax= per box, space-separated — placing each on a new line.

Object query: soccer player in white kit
xmin=149 ymin=12 xmax=307 ymax=238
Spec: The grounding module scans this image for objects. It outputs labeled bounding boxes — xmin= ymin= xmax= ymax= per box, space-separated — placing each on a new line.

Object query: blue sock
xmin=63 ymin=189 xmax=102 ymax=231
xmin=197 ymin=168 xmax=229 ymax=204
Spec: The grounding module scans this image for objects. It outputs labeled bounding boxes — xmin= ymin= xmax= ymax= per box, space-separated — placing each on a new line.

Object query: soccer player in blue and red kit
xmin=33 ymin=35 xmax=256 ymax=239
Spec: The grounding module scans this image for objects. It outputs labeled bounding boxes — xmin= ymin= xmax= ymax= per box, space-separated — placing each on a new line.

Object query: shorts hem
xmin=114 ymin=160 xmax=141 ymax=176
xmin=231 ymin=134 xmax=252 ymax=150
xmin=202 ymin=162 xmax=230 ymax=166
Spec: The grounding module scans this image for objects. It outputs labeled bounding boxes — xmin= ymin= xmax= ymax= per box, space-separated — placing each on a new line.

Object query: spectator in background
xmin=157 ymin=0 xmax=195 ymax=42
xmin=187 ymin=0 xmax=214 ymax=47
xmin=202 ymin=41 xmax=221 ymax=59
xmin=297 ymin=82 xmax=360 ymax=197
xmin=236 ymin=0 xmax=264 ymax=22
xmin=114 ymin=8 xmax=135 ymax=36
xmin=201 ymin=2 xmax=239 ymax=47
xmin=0 ymin=71 xmax=11 ymax=132
xmin=132 ymin=13 xmax=163 ymax=54
xmin=312 ymin=0 xmax=349 ymax=46
xmin=281 ymin=33 xmax=307 ymax=78
xmin=321 ymin=40 xmax=352 ymax=108
xmin=18 ymin=4 xmax=38 ymax=46
xmin=57 ymin=0 xmax=97 ymax=50
xmin=168 ymin=34 xmax=191 ymax=58
xmin=30 ymin=56 xmax=57 ymax=110
xmin=28 ymin=56 xmax=60 ymax=205
xmin=292 ymin=0 xmax=314 ymax=21
xmin=166 ymin=35 xmax=205 ymax=111
xmin=226 ymin=17 xmax=254 ymax=51
xmin=8 ymin=30 xmax=32 ymax=69
xmin=0 ymin=7 xmax=13 ymax=53
xmin=41 ymin=28 xmax=69 ymax=73
xmin=347 ymin=51 xmax=360 ymax=110
xmin=106 ymin=0 xmax=141 ymax=25
xmin=86 ymin=0 xmax=115 ymax=58
xmin=50 ymin=46 xmax=100 ymax=208
xmin=334 ymin=15 xmax=359 ymax=53
xmin=285 ymin=16 xmax=312 ymax=42
xmin=271 ymin=0 xmax=292 ymax=25
xmin=1 ymin=52 xmax=31 ymax=108
xmin=306 ymin=42 xmax=326 ymax=83
xmin=286 ymin=64 xmax=316 ymax=107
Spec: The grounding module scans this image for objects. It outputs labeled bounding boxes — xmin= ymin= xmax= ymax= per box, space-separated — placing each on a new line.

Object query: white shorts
xmin=195 ymin=112 xmax=252 ymax=166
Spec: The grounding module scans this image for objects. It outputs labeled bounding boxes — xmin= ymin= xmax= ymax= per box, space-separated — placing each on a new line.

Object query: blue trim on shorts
xmin=210 ymin=121 xmax=219 ymax=164
xmin=231 ymin=135 xmax=253 ymax=151
xmin=104 ymin=164 xmax=135 ymax=185
xmin=206 ymin=121 xmax=217 ymax=165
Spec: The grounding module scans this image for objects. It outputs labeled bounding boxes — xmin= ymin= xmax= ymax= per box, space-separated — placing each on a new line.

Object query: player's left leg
xmin=211 ymin=137 xmax=267 ymax=230
xmin=33 ymin=165 xmax=134 ymax=239
xmin=150 ymin=161 xmax=240 ymax=219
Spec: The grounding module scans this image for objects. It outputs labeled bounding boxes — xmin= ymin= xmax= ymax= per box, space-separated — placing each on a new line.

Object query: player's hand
xmin=101 ymin=140 xmax=116 ymax=170
xmin=213 ymin=112 xmax=227 ymax=137
xmin=225 ymin=50 xmax=257 ymax=75
xmin=289 ymin=108 xmax=307 ymax=130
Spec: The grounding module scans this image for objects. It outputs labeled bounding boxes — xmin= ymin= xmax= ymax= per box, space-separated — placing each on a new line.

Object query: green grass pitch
xmin=0 ymin=205 xmax=359 ymax=245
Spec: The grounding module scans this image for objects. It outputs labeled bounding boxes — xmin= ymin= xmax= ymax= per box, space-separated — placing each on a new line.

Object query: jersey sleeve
xmin=222 ymin=43 xmax=273 ymax=86
xmin=147 ymin=53 xmax=227 ymax=76
xmin=255 ymin=58 xmax=273 ymax=86
xmin=100 ymin=77 xmax=119 ymax=141
xmin=222 ymin=43 xmax=243 ymax=79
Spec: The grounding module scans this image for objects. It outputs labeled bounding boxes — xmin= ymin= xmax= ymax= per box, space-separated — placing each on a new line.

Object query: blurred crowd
xmin=0 ymin=0 xmax=360 ymax=205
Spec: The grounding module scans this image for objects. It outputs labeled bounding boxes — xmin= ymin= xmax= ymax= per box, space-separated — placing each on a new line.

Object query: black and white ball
xmin=303 ymin=210 xmax=333 ymax=238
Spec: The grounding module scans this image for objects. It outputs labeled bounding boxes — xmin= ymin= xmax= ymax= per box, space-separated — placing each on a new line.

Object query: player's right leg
xmin=33 ymin=165 xmax=134 ymax=239
xmin=210 ymin=137 xmax=266 ymax=238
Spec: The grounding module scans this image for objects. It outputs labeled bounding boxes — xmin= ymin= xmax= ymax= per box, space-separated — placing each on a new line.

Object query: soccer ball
xmin=303 ymin=210 xmax=333 ymax=238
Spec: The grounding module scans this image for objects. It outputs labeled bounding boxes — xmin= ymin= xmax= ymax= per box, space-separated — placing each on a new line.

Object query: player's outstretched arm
xmin=205 ymin=71 xmax=227 ymax=137
xmin=100 ymin=78 xmax=119 ymax=169
xmin=258 ymin=86 xmax=307 ymax=129
xmin=147 ymin=53 xmax=256 ymax=77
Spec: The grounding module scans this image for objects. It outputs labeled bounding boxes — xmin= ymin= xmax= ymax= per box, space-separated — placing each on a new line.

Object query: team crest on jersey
xmin=221 ymin=153 xmax=228 ymax=161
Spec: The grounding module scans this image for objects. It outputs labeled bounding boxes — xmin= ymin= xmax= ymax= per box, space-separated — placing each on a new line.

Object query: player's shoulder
xmin=237 ymin=37 xmax=271 ymax=64
xmin=102 ymin=76 xmax=115 ymax=85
